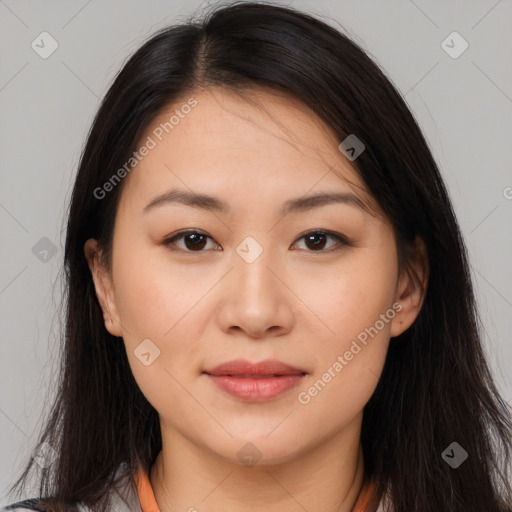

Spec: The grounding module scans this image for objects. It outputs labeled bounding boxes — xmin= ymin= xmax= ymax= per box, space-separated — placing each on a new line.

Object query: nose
xmin=215 ymin=241 xmax=295 ymax=339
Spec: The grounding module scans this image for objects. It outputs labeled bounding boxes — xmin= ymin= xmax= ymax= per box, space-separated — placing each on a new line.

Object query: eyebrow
xmin=143 ymin=187 xmax=368 ymax=217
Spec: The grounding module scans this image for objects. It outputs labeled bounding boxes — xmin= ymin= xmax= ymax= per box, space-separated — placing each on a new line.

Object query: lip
xmin=203 ymin=359 xmax=307 ymax=402
xmin=204 ymin=358 xmax=306 ymax=376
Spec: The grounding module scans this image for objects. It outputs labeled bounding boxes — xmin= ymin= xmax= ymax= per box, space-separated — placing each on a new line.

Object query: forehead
xmin=120 ymin=87 xmax=374 ymax=213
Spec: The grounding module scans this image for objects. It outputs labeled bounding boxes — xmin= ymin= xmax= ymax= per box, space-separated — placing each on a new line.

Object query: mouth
xmin=203 ymin=359 xmax=307 ymax=401
xmin=204 ymin=373 xmax=307 ymax=378
xmin=204 ymin=358 xmax=307 ymax=377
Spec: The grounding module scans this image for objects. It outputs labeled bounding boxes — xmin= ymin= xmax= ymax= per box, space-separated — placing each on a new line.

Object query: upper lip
xmin=204 ymin=359 xmax=307 ymax=377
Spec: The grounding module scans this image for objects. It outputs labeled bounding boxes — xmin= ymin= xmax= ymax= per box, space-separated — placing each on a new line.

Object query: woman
xmin=4 ymin=2 xmax=511 ymax=511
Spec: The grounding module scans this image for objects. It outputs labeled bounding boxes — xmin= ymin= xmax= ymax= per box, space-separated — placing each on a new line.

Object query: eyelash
xmin=162 ymin=229 xmax=352 ymax=254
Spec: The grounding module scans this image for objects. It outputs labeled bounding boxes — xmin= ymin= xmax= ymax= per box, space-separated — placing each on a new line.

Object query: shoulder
xmin=1 ymin=499 xmax=85 ymax=511
xmin=2 ymin=499 xmax=41 ymax=511
xmin=2 ymin=462 xmax=140 ymax=512
xmin=2 ymin=489 xmax=135 ymax=512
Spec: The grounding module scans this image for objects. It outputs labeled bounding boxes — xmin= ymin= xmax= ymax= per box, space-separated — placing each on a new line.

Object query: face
xmin=85 ymin=87 xmax=425 ymax=466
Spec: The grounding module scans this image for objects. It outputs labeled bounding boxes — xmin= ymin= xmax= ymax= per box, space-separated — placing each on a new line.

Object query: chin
xmin=206 ymin=432 xmax=308 ymax=468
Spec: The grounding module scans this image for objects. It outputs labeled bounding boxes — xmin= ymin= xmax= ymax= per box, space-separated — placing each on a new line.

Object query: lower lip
xmin=205 ymin=374 xmax=305 ymax=401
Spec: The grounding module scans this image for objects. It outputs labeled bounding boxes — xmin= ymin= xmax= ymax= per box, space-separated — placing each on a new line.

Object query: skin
xmin=85 ymin=87 xmax=427 ymax=512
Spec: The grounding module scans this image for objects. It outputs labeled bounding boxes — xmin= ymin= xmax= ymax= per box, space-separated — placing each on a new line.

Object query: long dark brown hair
xmin=5 ymin=2 xmax=512 ymax=511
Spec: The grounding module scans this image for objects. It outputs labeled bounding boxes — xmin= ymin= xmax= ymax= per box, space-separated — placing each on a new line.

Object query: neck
xmin=150 ymin=414 xmax=366 ymax=512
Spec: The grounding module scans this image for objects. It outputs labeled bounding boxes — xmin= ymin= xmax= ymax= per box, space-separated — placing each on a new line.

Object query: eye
xmin=292 ymin=230 xmax=350 ymax=252
xmin=162 ymin=230 xmax=219 ymax=252
xmin=162 ymin=229 xmax=350 ymax=253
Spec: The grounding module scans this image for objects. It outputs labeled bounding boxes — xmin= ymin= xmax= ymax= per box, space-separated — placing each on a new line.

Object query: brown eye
xmin=293 ymin=230 xmax=350 ymax=252
xmin=163 ymin=230 xmax=218 ymax=252
xmin=163 ymin=229 xmax=350 ymax=253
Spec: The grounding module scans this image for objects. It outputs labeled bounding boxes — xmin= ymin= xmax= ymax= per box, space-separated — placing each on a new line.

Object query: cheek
xmin=111 ymin=245 xmax=205 ymax=396
xmin=305 ymin=259 xmax=397 ymax=343
xmin=298 ymin=250 xmax=396 ymax=398
xmin=296 ymin=288 xmax=393 ymax=427
xmin=112 ymin=241 xmax=204 ymax=337
xmin=124 ymin=355 xmax=198 ymax=428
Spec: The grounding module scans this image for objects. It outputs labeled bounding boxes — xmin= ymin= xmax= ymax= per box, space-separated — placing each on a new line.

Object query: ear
xmin=389 ymin=236 xmax=429 ymax=338
xmin=84 ymin=238 xmax=122 ymax=337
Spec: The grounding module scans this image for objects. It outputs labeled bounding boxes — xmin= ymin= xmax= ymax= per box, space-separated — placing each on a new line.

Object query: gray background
xmin=1 ymin=0 xmax=511 ymax=497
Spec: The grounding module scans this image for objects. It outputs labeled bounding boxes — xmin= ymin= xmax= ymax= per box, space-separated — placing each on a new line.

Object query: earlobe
xmin=390 ymin=236 xmax=429 ymax=338
xmin=84 ymin=238 xmax=122 ymax=337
